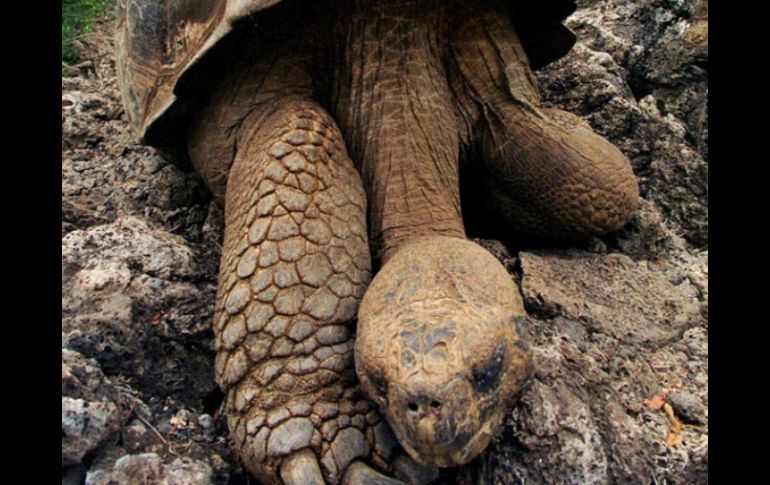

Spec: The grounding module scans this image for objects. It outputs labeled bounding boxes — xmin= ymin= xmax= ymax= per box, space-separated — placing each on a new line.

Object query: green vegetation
xmin=62 ymin=0 xmax=115 ymax=64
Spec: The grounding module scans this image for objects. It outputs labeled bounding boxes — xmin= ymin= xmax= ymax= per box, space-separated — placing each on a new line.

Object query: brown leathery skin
xmin=448 ymin=3 xmax=639 ymax=239
xmin=356 ymin=236 xmax=532 ymax=467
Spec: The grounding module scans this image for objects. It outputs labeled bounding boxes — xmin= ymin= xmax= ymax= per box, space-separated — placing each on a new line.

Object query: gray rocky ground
xmin=62 ymin=1 xmax=707 ymax=483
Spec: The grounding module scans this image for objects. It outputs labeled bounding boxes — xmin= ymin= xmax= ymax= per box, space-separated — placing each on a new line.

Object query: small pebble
xmin=143 ymin=155 xmax=165 ymax=174
xmin=198 ymin=414 xmax=214 ymax=430
xmin=668 ymin=390 xmax=705 ymax=424
xmin=692 ymin=372 xmax=708 ymax=386
xmin=587 ymin=237 xmax=608 ymax=253
xmin=133 ymin=399 xmax=154 ymax=422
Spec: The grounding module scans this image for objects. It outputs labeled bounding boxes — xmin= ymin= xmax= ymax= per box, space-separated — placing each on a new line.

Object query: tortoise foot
xmin=479 ymin=106 xmax=640 ymax=239
xmin=342 ymin=454 xmax=438 ymax=485
xmin=449 ymin=3 xmax=639 ymax=240
xmin=342 ymin=461 xmax=404 ymax=485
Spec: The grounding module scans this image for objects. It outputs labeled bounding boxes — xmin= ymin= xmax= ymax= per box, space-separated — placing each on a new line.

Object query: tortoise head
xmin=356 ymin=237 xmax=533 ymax=467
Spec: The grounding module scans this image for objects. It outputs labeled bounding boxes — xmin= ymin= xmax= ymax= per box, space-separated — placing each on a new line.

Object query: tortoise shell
xmin=116 ymin=0 xmax=577 ymax=167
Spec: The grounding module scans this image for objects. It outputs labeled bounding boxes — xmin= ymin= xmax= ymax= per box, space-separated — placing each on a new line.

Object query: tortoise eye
xmin=472 ymin=343 xmax=506 ymax=393
xmin=367 ymin=371 xmax=389 ymax=397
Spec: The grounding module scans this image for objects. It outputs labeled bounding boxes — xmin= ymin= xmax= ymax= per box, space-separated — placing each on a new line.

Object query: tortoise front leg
xmin=449 ymin=4 xmax=639 ymax=240
xmin=207 ymin=98 xmax=407 ymax=485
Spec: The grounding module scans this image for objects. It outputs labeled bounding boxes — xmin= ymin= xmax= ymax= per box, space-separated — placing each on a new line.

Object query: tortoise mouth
xmin=397 ymin=413 xmax=498 ymax=467
xmin=382 ymin=375 xmax=505 ymax=468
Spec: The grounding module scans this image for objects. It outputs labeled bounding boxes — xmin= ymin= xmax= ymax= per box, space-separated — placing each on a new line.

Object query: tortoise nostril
xmin=407 ymin=402 xmax=419 ymax=412
xmin=430 ymin=400 xmax=442 ymax=409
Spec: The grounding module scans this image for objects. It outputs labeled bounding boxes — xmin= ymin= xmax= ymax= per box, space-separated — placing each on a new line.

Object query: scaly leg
xmin=206 ymin=97 xmax=409 ymax=484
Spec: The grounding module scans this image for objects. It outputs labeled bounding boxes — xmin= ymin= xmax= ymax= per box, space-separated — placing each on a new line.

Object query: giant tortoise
xmin=116 ymin=0 xmax=639 ymax=483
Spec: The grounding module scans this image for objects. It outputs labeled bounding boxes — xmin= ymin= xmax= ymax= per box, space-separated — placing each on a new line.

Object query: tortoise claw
xmin=280 ymin=449 xmax=325 ymax=485
xmin=281 ymin=449 xmax=421 ymax=485
xmin=342 ymin=461 xmax=405 ymax=485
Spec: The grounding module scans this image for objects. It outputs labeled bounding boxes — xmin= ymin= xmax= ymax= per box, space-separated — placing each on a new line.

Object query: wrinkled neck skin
xmin=329 ymin=0 xmax=469 ymax=263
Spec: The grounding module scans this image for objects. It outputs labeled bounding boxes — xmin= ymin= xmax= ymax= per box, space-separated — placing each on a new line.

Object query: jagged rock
xmin=61 ymin=350 xmax=135 ymax=466
xmin=668 ymin=390 xmax=706 ymax=424
xmin=62 ymin=216 xmax=218 ymax=408
xmin=62 ymin=398 xmax=121 ymax=467
xmin=519 ymin=250 xmax=702 ymax=346
xmin=62 ymin=73 xmax=212 ymax=241
xmin=85 ymin=453 xmax=213 ymax=485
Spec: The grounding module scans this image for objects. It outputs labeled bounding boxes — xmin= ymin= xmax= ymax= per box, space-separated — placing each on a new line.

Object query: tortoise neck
xmin=330 ymin=0 xmax=467 ymax=262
